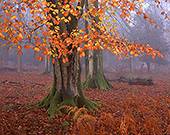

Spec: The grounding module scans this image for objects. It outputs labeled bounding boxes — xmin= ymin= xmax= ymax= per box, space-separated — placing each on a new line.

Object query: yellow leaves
xmin=0 ymin=0 xmax=163 ymax=63
xmin=42 ymin=1 xmax=47 ymax=6
xmin=77 ymin=6 xmax=82 ymax=11
xmin=11 ymin=16 xmax=17 ymax=20
xmin=18 ymin=33 xmax=23 ymax=41
xmin=17 ymin=45 xmax=22 ymax=50
xmin=65 ymin=37 xmax=72 ymax=45
xmin=0 ymin=33 xmax=5 ymax=39
xmin=63 ymin=4 xmax=70 ymax=11
xmin=130 ymin=51 xmax=139 ymax=57
xmin=111 ymin=0 xmax=119 ymax=7
xmin=17 ymin=45 xmax=23 ymax=55
xmin=33 ymin=47 xmax=40 ymax=52
xmin=138 ymin=0 xmax=144 ymax=2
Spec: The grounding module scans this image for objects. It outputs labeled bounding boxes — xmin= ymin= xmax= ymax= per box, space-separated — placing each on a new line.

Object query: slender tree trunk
xmin=146 ymin=62 xmax=151 ymax=72
xmin=17 ymin=54 xmax=22 ymax=73
xmin=129 ymin=57 xmax=133 ymax=73
xmin=2 ymin=47 xmax=9 ymax=68
xmin=88 ymin=50 xmax=93 ymax=77
xmin=44 ymin=55 xmax=49 ymax=73
xmin=84 ymin=0 xmax=90 ymax=80
xmin=48 ymin=57 xmax=52 ymax=73
xmin=44 ymin=56 xmax=52 ymax=74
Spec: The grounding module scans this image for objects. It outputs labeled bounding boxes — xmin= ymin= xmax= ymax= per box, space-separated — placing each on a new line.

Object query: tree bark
xmin=44 ymin=56 xmax=52 ymax=74
xmin=38 ymin=0 xmax=97 ymax=117
xmin=39 ymin=52 xmax=97 ymax=117
xmin=83 ymin=50 xmax=112 ymax=90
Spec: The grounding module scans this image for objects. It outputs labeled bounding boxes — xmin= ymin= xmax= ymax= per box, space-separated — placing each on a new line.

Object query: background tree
xmin=126 ymin=1 xmax=169 ymax=72
xmin=83 ymin=0 xmax=112 ymax=90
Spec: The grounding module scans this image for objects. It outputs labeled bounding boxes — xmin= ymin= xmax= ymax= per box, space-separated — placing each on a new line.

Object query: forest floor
xmin=0 ymin=70 xmax=169 ymax=135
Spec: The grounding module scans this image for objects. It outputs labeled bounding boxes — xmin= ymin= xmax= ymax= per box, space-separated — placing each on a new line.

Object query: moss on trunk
xmin=38 ymin=53 xmax=98 ymax=117
xmin=83 ymin=72 xmax=112 ymax=90
xmin=38 ymin=86 xmax=98 ymax=117
xmin=83 ymin=50 xmax=112 ymax=90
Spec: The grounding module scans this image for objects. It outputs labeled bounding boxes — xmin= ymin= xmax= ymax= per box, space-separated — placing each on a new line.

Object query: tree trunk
xmin=129 ymin=57 xmax=133 ymax=73
xmin=39 ymin=52 xmax=98 ymax=117
xmin=17 ymin=54 xmax=22 ymax=73
xmin=88 ymin=50 xmax=93 ymax=77
xmin=2 ymin=47 xmax=9 ymax=68
xmin=146 ymin=62 xmax=151 ymax=72
xmin=44 ymin=55 xmax=49 ymax=73
xmin=84 ymin=0 xmax=90 ymax=80
xmin=44 ymin=56 xmax=52 ymax=74
xmin=48 ymin=57 xmax=52 ymax=73
xmin=83 ymin=50 xmax=112 ymax=90
xmin=83 ymin=0 xmax=112 ymax=90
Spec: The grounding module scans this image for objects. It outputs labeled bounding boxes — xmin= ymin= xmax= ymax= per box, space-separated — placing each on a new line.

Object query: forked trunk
xmin=39 ymin=52 xmax=97 ymax=117
xmin=83 ymin=50 xmax=112 ymax=90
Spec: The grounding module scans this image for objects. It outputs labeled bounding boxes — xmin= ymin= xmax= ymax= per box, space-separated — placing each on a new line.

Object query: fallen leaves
xmin=0 ymin=71 xmax=169 ymax=135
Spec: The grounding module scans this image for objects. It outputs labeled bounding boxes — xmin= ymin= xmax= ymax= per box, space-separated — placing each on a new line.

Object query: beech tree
xmin=0 ymin=0 xmax=163 ymax=116
xmin=83 ymin=0 xmax=112 ymax=90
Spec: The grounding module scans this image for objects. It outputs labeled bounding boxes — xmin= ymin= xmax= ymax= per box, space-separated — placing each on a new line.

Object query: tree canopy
xmin=0 ymin=0 xmax=167 ymax=61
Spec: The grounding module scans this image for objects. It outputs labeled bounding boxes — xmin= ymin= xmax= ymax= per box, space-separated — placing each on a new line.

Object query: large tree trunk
xmin=38 ymin=0 xmax=98 ymax=117
xmin=39 ymin=52 xmax=97 ymax=117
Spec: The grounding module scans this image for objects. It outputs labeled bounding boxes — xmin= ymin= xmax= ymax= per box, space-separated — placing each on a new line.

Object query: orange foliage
xmin=0 ymin=0 xmax=167 ymax=62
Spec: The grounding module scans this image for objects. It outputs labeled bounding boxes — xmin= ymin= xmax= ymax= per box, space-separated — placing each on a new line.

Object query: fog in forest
xmin=0 ymin=1 xmax=169 ymax=78
xmin=0 ymin=0 xmax=170 ymax=134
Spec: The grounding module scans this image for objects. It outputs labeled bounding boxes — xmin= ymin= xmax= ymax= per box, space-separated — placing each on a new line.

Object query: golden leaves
xmin=0 ymin=0 xmax=165 ymax=63
xmin=33 ymin=47 xmax=40 ymax=52
xmin=11 ymin=16 xmax=17 ymax=20
xmin=0 ymin=33 xmax=5 ymax=39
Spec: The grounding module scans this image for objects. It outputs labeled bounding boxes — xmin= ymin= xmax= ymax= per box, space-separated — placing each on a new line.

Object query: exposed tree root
xmin=38 ymin=88 xmax=99 ymax=117
xmin=83 ymin=72 xmax=112 ymax=90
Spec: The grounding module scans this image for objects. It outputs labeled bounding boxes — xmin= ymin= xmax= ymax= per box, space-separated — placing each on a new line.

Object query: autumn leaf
xmin=34 ymin=47 xmax=40 ymax=52
xmin=11 ymin=16 xmax=17 ymax=20
xmin=0 ymin=33 xmax=5 ymax=39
